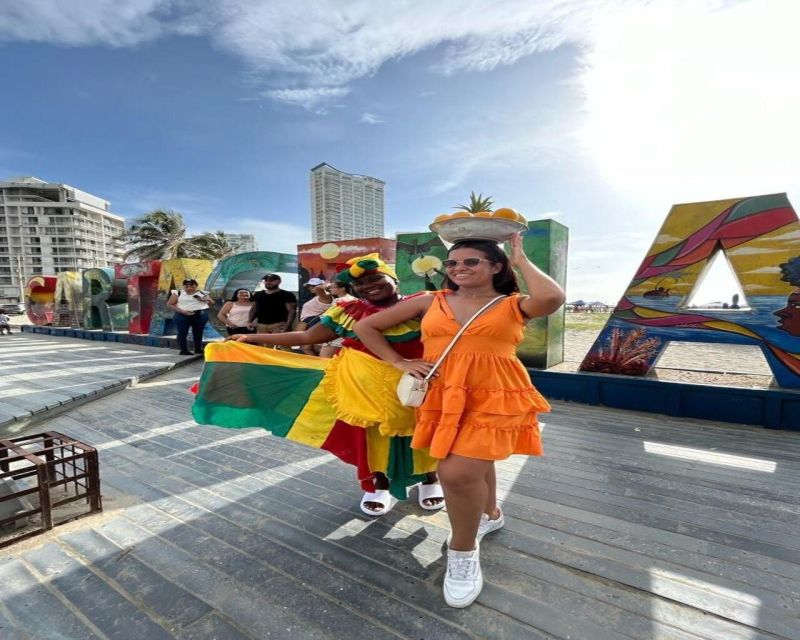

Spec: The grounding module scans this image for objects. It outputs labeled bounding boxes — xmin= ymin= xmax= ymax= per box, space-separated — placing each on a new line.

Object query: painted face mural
xmin=774 ymin=290 xmax=800 ymax=336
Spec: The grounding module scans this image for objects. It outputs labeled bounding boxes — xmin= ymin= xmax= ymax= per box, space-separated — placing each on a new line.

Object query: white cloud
xmin=0 ymin=0 xmax=203 ymax=46
xmin=359 ymin=112 xmax=383 ymax=124
xmin=264 ymin=86 xmax=350 ymax=112
xmin=0 ymin=1 xmax=615 ymax=106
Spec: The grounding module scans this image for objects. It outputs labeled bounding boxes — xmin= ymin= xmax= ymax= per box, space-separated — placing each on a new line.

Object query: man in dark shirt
xmin=249 ymin=274 xmax=297 ymax=335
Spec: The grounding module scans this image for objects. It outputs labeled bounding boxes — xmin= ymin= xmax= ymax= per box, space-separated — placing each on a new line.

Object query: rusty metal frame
xmin=0 ymin=431 xmax=102 ymax=548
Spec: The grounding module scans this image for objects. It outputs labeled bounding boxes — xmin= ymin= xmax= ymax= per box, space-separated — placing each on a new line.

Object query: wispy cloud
xmin=359 ymin=112 xmax=383 ymax=124
xmin=264 ymin=86 xmax=350 ymax=112
xmin=0 ymin=1 xmax=625 ymax=107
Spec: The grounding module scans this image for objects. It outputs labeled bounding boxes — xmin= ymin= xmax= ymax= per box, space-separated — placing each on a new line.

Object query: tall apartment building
xmin=0 ymin=177 xmax=126 ymax=302
xmin=226 ymin=233 xmax=258 ymax=254
xmin=309 ymin=163 xmax=385 ymax=241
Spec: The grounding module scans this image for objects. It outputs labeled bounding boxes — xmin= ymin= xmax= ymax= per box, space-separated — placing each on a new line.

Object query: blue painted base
xmin=531 ymin=370 xmax=800 ymax=430
xmin=21 ymin=325 xmax=210 ymax=351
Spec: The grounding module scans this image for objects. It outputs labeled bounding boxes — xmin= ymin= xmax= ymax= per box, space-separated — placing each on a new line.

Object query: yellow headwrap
xmin=335 ymin=253 xmax=398 ymax=283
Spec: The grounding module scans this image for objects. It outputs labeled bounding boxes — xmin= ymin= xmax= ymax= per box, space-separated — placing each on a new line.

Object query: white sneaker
xmin=443 ymin=544 xmax=483 ymax=608
xmin=447 ymin=508 xmax=505 ymax=545
xmin=476 ymin=508 xmax=505 ymax=541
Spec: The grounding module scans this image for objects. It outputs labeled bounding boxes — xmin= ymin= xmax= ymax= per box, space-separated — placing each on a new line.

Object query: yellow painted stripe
xmin=205 ymin=341 xmax=328 ymax=370
xmin=633 ymin=307 xmax=672 ymax=318
xmin=703 ymin=321 xmax=760 ymax=339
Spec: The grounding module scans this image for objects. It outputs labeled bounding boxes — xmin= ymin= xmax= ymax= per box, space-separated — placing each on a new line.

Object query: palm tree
xmin=454 ymin=191 xmax=494 ymax=213
xmin=117 ymin=210 xmax=233 ymax=261
xmin=192 ymin=231 xmax=234 ymax=260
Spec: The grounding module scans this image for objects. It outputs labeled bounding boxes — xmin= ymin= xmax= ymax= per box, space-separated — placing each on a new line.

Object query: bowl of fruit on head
xmin=429 ymin=207 xmax=528 ymax=243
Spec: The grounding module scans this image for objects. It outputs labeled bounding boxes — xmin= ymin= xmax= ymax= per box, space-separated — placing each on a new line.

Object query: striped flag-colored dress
xmin=192 ymin=297 xmax=438 ymax=499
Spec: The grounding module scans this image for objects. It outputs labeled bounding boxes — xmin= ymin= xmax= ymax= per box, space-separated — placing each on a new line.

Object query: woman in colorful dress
xmin=194 ymin=254 xmax=442 ymax=515
xmin=355 ymin=234 xmax=565 ymax=607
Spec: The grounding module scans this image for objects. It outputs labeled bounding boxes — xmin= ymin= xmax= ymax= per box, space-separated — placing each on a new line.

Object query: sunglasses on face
xmin=442 ymin=258 xmax=494 ymax=269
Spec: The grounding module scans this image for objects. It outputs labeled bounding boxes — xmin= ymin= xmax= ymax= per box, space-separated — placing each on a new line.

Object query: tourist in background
xmin=0 ymin=312 xmax=11 ymax=335
xmin=298 ymin=278 xmax=333 ymax=355
xmin=167 ymin=279 xmax=213 ymax=356
xmin=218 ymin=288 xmax=255 ymax=336
xmin=249 ymin=274 xmax=297 ymax=336
xmin=319 ymin=281 xmax=354 ymax=358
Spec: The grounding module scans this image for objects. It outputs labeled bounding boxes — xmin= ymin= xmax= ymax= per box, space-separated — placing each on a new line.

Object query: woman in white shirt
xmin=298 ymin=278 xmax=333 ymax=355
xmin=318 ymin=281 xmax=355 ymax=358
xmin=167 ymin=278 xmax=214 ymax=355
xmin=218 ymin=288 xmax=255 ymax=336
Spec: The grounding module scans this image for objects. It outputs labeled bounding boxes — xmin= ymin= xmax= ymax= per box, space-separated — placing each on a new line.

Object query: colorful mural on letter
xmin=53 ymin=271 xmax=83 ymax=328
xmin=396 ymin=219 xmax=568 ymax=368
xmin=580 ymin=193 xmax=800 ymax=387
xmin=116 ymin=261 xmax=161 ymax=335
xmin=24 ymin=276 xmax=56 ymax=326
xmin=82 ymin=268 xmax=129 ymax=331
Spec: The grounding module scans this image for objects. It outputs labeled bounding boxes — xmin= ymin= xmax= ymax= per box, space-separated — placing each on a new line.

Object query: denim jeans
xmin=174 ymin=310 xmax=208 ymax=352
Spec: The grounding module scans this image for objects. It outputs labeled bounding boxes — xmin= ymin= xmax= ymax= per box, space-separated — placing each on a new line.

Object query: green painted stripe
xmin=727 ymin=193 xmax=790 ymax=222
xmin=651 ymin=242 xmax=684 ymax=267
xmin=192 ymin=361 xmax=324 ymax=436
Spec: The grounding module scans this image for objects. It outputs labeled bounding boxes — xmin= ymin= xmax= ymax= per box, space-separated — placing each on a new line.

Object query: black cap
xmin=263 ymin=273 xmax=281 ymax=281
xmin=183 ymin=278 xmax=198 ymax=285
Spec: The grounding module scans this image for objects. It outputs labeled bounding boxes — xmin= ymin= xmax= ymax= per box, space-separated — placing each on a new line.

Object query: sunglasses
xmin=442 ymin=258 xmax=494 ymax=269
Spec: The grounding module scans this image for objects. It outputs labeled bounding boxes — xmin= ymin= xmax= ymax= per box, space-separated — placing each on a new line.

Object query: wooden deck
xmin=2 ymin=361 xmax=799 ymax=639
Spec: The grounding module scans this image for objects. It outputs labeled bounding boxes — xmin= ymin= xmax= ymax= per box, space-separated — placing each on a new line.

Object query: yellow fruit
xmin=433 ymin=213 xmax=451 ymax=223
xmin=473 ymin=211 xmax=493 ymax=218
xmin=492 ymin=207 xmax=519 ymax=220
xmin=515 ymin=211 xmax=527 ymax=224
xmin=450 ymin=211 xmax=474 ymax=219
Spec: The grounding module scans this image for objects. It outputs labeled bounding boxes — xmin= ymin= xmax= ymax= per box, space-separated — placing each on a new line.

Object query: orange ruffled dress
xmin=412 ymin=291 xmax=550 ymax=460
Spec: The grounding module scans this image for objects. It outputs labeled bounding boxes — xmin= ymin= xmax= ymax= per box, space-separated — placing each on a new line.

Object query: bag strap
xmin=423 ymin=295 xmax=506 ymax=381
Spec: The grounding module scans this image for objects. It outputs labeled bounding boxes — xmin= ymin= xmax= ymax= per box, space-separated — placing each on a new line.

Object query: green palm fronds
xmin=454 ymin=191 xmax=494 ymax=213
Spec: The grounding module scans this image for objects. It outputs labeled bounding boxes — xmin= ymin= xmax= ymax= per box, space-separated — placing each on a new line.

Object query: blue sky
xmin=2 ymin=0 xmax=799 ymax=303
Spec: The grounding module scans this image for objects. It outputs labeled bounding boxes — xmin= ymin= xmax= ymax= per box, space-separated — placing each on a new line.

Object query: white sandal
xmin=418 ymin=482 xmax=445 ymax=511
xmin=360 ymin=490 xmax=396 ymax=516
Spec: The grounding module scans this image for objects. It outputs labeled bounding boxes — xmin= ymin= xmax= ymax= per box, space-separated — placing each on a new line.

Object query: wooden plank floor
xmin=2 ymin=361 xmax=799 ymax=639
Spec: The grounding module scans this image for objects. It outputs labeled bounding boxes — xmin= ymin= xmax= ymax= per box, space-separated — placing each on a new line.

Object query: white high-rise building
xmin=310 ymin=163 xmax=385 ymax=241
xmin=0 ymin=177 xmax=126 ymax=302
xmin=226 ymin=234 xmax=258 ymax=254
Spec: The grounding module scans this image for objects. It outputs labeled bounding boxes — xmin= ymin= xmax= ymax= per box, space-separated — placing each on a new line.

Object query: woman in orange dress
xmin=355 ymin=233 xmax=565 ymax=608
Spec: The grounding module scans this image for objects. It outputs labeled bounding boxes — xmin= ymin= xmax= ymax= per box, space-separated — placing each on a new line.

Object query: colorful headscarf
xmin=335 ymin=253 xmax=398 ymax=284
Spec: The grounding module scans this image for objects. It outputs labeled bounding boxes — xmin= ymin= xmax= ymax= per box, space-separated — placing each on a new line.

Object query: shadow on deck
xmin=2 ymin=362 xmax=799 ymax=639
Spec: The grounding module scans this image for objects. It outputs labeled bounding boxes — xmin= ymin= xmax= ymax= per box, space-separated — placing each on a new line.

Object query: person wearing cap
xmin=167 ymin=279 xmax=214 ymax=356
xmin=249 ymin=274 xmax=297 ymax=336
xmin=297 ymin=278 xmax=333 ymax=355
xmin=224 ymin=254 xmax=442 ymax=516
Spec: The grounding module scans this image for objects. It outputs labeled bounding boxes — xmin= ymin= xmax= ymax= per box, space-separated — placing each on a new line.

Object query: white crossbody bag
xmin=396 ymin=295 xmax=506 ymax=407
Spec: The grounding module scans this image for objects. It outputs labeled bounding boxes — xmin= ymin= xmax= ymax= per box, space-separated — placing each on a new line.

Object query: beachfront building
xmin=309 ymin=162 xmax=385 ymax=241
xmin=226 ymin=233 xmax=258 ymax=254
xmin=0 ymin=176 xmax=125 ymax=302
